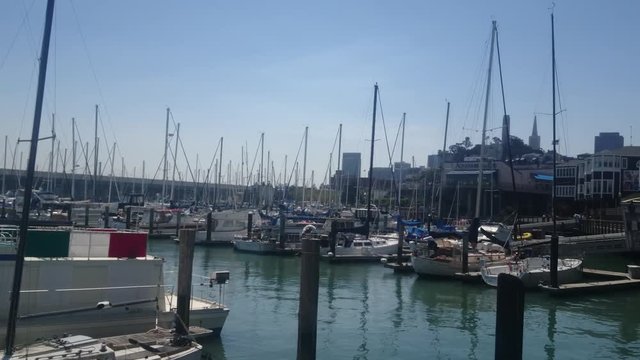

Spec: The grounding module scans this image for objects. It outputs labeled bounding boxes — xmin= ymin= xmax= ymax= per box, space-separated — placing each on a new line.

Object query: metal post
xmin=84 ymin=204 xmax=89 ymax=227
xmin=297 ymin=237 xmax=320 ymax=360
xmin=176 ymin=229 xmax=196 ymax=336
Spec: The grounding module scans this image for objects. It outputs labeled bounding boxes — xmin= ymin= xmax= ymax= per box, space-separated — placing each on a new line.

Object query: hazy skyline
xmin=1 ymin=0 xmax=638 ymax=191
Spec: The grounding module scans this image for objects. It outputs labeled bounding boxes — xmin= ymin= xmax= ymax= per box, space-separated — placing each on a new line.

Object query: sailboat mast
xmin=108 ymin=142 xmax=116 ymax=203
xmin=366 ymin=84 xmax=378 ymax=238
xmin=475 ymin=21 xmax=497 ymax=218
xmin=337 ymin=123 xmax=342 ymax=205
xmin=2 ymin=135 xmax=7 ymax=195
xmin=398 ymin=113 xmax=406 ymax=206
xmin=71 ymin=117 xmax=76 ymax=198
xmin=437 ymin=102 xmax=450 ymax=217
xmin=218 ymin=137 xmax=224 ymax=204
xmin=302 ymin=126 xmax=308 ymax=208
xmin=170 ymin=122 xmax=180 ymax=201
xmin=5 ymin=0 xmax=55 ymax=353
xmin=550 ymin=12 xmax=559 ymax=288
xmin=162 ymin=107 xmax=170 ymax=203
xmin=49 ymin=113 xmax=55 ymax=191
xmin=93 ymin=105 xmax=98 ymax=199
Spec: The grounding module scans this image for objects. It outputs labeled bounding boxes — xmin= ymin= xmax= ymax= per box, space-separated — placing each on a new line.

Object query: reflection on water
xmin=545 ymin=303 xmax=556 ymax=360
xmin=148 ymin=242 xmax=640 ymax=359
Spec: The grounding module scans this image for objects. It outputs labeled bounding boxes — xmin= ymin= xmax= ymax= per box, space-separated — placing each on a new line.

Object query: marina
xmin=2 ymin=0 xmax=640 ymax=358
xmin=151 ymin=241 xmax=640 ymax=359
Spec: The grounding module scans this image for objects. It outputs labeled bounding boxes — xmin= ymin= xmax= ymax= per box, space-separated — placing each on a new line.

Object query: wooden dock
xmin=540 ymin=268 xmax=640 ymax=295
xmin=513 ymin=232 xmax=627 ymax=256
xmin=383 ymin=262 xmax=414 ymax=273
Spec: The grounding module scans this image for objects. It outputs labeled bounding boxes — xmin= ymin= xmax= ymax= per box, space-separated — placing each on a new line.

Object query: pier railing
xmin=577 ymin=219 xmax=625 ymax=235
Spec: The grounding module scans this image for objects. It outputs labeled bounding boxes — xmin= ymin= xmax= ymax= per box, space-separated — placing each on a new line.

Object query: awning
xmin=447 ymin=170 xmax=496 ymax=175
xmin=533 ymin=174 xmax=553 ymax=181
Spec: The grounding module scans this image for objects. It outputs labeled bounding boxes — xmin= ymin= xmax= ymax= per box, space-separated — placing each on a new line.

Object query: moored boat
xmin=480 ymin=256 xmax=583 ymax=288
xmin=410 ymin=238 xmax=506 ymax=277
xmin=0 ymin=226 xmax=229 ymax=347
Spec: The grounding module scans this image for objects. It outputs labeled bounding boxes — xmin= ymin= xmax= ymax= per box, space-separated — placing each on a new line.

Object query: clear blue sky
xmin=1 ymin=0 xmax=638 ymax=189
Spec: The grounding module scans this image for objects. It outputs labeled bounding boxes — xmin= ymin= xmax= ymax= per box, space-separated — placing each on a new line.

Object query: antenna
xmin=630 ymin=125 xmax=633 ymax=146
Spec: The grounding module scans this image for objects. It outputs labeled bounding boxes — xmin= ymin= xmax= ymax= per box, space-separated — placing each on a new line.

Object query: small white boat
xmin=322 ymin=233 xmax=399 ymax=260
xmin=480 ymin=256 xmax=583 ymax=288
xmin=4 ymin=330 xmax=202 ymax=360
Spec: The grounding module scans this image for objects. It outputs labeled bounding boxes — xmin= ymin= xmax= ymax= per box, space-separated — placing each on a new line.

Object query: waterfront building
xmin=556 ymin=146 xmax=640 ymax=217
xmin=594 ymin=132 xmax=624 ymax=153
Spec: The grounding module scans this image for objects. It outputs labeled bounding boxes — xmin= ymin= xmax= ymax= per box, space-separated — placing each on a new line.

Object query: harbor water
xmin=149 ymin=241 xmax=640 ymax=359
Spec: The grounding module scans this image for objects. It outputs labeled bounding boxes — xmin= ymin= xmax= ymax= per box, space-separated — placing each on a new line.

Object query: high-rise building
xmin=594 ymin=132 xmax=624 ymax=153
xmin=342 ymin=153 xmax=361 ymax=178
xmin=529 ymin=116 xmax=540 ymax=150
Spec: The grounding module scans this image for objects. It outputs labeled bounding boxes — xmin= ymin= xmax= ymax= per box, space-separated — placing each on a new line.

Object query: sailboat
xmin=322 ymin=84 xmax=399 ymax=261
xmin=480 ymin=12 xmax=582 ymax=289
xmin=411 ymin=21 xmax=509 ymax=278
xmin=2 ymin=2 xmax=202 ymax=358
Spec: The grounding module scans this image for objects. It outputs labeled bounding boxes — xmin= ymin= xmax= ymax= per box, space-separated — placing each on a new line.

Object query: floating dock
xmin=539 ymin=268 xmax=640 ymax=295
xmin=453 ymin=271 xmax=484 ymax=284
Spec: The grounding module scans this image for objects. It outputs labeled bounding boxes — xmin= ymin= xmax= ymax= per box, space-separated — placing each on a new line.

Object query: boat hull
xmin=0 ymin=256 xmax=228 ymax=347
xmin=233 ymin=239 xmax=300 ymax=255
xmin=481 ymin=257 xmax=583 ymax=288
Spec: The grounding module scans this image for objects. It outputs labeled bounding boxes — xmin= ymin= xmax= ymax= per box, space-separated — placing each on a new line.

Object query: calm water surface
xmin=149 ymin=241 xmax=640 ymax=360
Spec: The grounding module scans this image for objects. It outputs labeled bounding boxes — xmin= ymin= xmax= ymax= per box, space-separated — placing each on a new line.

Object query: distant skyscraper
xmin=594 ymin=132 xmax=624 ymax=153
xmin=342 ymin=153 xmax=361 ymax=178
xmin=529 ymin=116 xmax=541 ymax=150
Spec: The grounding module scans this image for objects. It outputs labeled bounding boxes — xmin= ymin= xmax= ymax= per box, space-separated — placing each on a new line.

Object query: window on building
xmin=623 ymin=157 xmax=628 ymax=169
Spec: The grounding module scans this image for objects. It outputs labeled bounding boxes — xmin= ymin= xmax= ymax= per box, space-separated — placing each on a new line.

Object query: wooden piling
xmin=125 ymin=206 xmax=132 ymax=229
xmin=103 ymin=206 xmax=110 ymax=228
xmin=463 ymin=218 xmax=479 ymax=273
xmin=176 ymin=229 xmax=196 ymax=336
xmin=206 ymin=212 xmax=212 ymax=241
xmin=148 ymin=208 xmax=155 ymax=235
xmin=297 ymin=237 xmax=320 ymax=360
xmin=395 ymin=220 xmax=404 ymax=265
xmin=279 ymin=209 xmax=286 ymax=249
xmin=175 ymin=211 xmax=181 ymax=237
xmin=495 ymin=273 xmax=524 ymax=360
xmin=247 ymin=212 xmax=253 ymax=239
xmin=329 ymin=221 xmax=337 ymax=255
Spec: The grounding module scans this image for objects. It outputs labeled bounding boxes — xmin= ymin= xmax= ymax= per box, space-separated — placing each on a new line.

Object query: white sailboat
xmin=411 ymin=21 xmax=508 ymax=278
xmin=322 ymin=84 xmax=400 ymax=261
xmin=481 ymin=256 xmax=583 ymax=288
xmin=480 ymin=12 xmax=583 ymax=289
